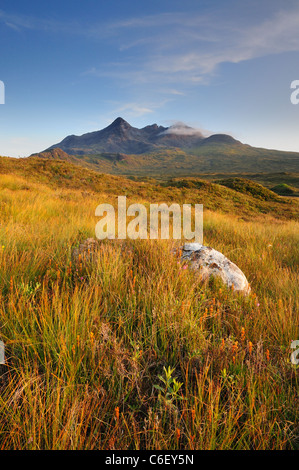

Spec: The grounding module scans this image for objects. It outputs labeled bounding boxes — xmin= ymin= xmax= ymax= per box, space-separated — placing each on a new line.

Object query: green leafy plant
xmin=154 ymin=366 xmax=183 ymax=406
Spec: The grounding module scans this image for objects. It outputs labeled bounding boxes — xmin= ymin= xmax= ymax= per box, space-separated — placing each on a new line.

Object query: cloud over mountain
xmin=43 ymin=117 xmax=241 ymax=155
xmin=159 ymin=122 xmax=206 ymax=137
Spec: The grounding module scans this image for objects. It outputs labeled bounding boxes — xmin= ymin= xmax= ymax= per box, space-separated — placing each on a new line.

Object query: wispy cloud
xmin=2 ymin=5 xmax=299 ymax=86
xmin=0 ymin=9 xmax=79 ymax=34
xmin=112 ymin=102 xmax=154 ymax=118
xmin=159 ymin=121 xmax=206 ymax=137
xmin=106 ymin=98 xmax=172 ymax=119
xmin=80 ymin=5 xmax=299 ymax=88
xmin=4 ymin=21 xmax=21 ymax=32
xmin=162 ymin=89 xmax=185 ymax=96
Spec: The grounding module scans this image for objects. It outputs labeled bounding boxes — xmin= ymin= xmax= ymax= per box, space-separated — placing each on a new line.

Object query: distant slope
xmin=29 ymin=145 xmax=299 ymax=176
xmin=0 ymin=155 xmax=298 ymax=220
xmin=216 ymin=177 xmax=280 ymax=201
xmin=30 ymin=148 xmax=79 ymax=163
xmin=271 ymin=183 xmax=299 ymax=196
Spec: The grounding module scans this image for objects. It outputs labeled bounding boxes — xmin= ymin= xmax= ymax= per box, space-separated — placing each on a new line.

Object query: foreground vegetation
xmin=0 ymin=168 xmax=298 ymax=450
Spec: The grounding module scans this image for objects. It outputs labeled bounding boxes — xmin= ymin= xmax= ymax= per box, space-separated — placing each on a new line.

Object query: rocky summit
xmin=44 ymin=117 xmax=238 ymax=155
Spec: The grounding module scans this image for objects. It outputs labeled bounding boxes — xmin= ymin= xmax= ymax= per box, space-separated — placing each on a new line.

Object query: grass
xmin=0 ymin=169 xmax=298 ymax=450
xmin=271 ymin=183 xmax=299 ymax=197
xmin=0 ymin=157 xmax=298 ymax=220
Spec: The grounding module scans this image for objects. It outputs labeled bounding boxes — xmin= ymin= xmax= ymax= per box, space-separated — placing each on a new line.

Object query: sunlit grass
xmin=0 ymin=176 xmax=297 ymax=449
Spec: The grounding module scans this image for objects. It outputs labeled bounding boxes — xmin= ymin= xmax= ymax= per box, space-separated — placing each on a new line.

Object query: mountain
xmin=201 ymin=134 xmax=241 ymax=145
xmin=32 ymin=117 xmax=299 ymax=176
xmin=44 ymin=117 xmax=210 ymax=155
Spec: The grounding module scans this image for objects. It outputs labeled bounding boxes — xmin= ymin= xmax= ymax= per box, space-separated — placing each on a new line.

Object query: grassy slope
xmin=30 ymin=136 xmax=299 ymax=178
xmin=0 ymin=158 xmax=297 ymax=449
xmin=55 ymin=143 xmax=299 ymax=176
xmin=29 ymin=143 xmax=299 ymax=197
xmin=0 ymin=156 xmax=298 ymax=220
xmin=183 ymin=172 xmax=299 ymax=191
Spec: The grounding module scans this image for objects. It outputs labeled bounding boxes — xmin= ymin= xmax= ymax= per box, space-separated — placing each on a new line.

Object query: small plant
xmin=19 ymin=281 xmax=41 ymax=297
xmin=220 ymin=367 xmax=235 ymax=385
xmin=154 ymin=366 xmax=183 ymax=406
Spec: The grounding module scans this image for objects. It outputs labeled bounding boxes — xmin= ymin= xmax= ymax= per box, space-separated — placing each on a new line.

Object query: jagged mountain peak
xmin=44 ymin=118 xmax=240 ymax=155
xmin=108 ymin=117 xmax=131 ymax=129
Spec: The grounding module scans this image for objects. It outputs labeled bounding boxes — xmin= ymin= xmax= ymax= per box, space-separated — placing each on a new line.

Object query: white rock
xmin=181 ymin=244 xmax=251 ymax=295
xmin=183 ymin=243 xmax=203 ymax=252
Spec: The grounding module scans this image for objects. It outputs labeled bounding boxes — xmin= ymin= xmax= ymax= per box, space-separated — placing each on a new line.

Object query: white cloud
xmin=5 ymin=22 xmax=21 ymax=31
xmin=97 ymin=5 xmax=299 ymax=84
xmin=162 ymin=89 xmax=185 ymax=96
xmin=3 ymin=5 xmax=299 ymax=86
xmin=0 ymin=9 xmax=79 ymax=34
xmin=113 ymin=103 xmax=154 ymax=117
xmin=159 ymin=121 xmax=205 ymax=136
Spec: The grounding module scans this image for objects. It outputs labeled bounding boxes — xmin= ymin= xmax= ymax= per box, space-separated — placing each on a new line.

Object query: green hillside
xmin=0 ymin=156 xmax=298 ymax=220
xmin=31 ymin=144 xmax=299 ymax=179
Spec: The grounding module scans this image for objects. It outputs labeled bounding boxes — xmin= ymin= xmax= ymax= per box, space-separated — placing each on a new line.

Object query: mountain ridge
xmin=29 ymin=117 xmax=299 ymax=176
xmin=43 ymin=117 xmax=237 ymax=155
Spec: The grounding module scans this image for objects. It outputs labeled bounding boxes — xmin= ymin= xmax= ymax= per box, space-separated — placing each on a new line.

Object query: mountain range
xmin=44 ymin=117 xmax=241 ymax=155
xmin=30 ymin=117 xmax=299 ymax=176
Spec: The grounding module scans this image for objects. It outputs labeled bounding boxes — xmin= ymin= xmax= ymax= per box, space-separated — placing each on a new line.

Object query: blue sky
xmin=1 ymin=0 xmax=299 ymax=157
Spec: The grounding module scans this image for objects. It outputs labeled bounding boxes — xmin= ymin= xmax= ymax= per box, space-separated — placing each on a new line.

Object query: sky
xmin=1 ymin=0 xmax=299 ymax=157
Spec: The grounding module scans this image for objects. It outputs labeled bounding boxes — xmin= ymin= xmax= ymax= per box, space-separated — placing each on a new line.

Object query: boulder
xmin=181 ymin=243 xmax=251 ymax=295
xmin=71 ymin=238 xmax=251 ymax=295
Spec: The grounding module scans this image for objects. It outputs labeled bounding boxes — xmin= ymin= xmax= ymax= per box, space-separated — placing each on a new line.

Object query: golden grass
xmin=0 ymin=174 xmax=297 ymax=449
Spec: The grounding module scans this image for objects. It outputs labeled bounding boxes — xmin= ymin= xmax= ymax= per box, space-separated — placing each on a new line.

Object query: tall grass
xmin=0 ymin=175 xmax=298 ymax=449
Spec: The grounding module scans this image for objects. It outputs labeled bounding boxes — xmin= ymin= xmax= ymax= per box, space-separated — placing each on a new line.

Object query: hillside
xmin=0 ymin=155 xmax=298 ymax=220
xmin=30 ymin=146 xmax=299 ymax=176
xmin=29 ymin=148 xmax=82 ymax=165
xmin=0 ymin=153 xmax=298 ymax=450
